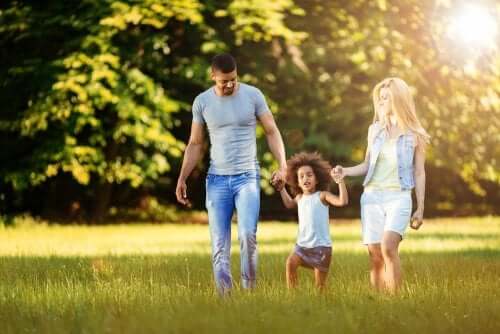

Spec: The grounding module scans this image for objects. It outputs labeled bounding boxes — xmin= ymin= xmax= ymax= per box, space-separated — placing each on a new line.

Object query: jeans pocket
xmin=206 ymin=174 xmax=219 ymax=193
xmin=206 ymin=174 xmax=216 ymax=184
xmin=244 ymin=171 xmax=259 ymax=179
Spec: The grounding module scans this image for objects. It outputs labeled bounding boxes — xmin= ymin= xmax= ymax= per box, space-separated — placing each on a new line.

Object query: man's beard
xmin=223 ymin=88 xmax=234 ymax=95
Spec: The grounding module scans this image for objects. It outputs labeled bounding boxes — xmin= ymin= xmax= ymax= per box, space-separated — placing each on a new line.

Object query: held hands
xmin=410 ymin=208 xmax=424 ymax=230
xmin=330 ymin=165 xmax=345 ymax=184
xmin=270 ymin=169 xmax=286 ymax=192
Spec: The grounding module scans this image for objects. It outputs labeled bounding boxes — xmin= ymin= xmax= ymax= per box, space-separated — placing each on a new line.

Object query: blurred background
xmin=0 ymin=0 xmax=499 ymax=224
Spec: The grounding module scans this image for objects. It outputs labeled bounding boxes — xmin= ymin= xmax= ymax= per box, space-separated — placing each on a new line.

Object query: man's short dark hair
xmin=211 ymin=53 xmax=237 ymax=73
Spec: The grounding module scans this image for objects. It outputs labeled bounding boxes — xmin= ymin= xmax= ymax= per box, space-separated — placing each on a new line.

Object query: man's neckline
xmin=212 ymin=82 xmax=241 ymax=98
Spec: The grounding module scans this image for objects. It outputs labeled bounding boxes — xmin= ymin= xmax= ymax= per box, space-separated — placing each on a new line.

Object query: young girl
xmin=272 ymin=152 xmax=348 ymax=290
xmin=333 ymin=77 xmax=430 ymax=294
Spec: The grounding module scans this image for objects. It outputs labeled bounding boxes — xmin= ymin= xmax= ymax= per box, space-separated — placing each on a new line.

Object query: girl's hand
xmin=334 ymin=178 xmax=345 ymax=185
xmin=330 ymin=165 xmax=345 ymax=183
xmin=270 ymin=171 xmax=285 ymax=191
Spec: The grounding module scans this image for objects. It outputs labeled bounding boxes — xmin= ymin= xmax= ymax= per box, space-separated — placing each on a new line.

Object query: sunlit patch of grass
xmin=0 ymin=217 xmax=499 ymax=333
xmin=1 ymin=217 xmax=498 ymax=257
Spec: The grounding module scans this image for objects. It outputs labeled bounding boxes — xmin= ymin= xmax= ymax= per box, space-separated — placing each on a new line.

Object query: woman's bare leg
xmin=381 ymin=231 xmax=402 ymax=294
xmin=367 ymin=244 xmax=385 ymax=291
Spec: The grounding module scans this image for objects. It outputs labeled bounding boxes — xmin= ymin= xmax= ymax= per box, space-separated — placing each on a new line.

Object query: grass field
xmin=0 ymin=217 xmax=499 ymax=334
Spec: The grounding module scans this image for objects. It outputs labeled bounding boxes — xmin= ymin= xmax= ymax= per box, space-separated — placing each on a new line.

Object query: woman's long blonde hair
xmin=372 ymin=77 xmax=430 ymax=144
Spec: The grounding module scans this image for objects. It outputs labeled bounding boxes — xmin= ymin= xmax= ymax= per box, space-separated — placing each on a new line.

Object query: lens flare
xmin=447 ymin=4 xmax=498 ymax=50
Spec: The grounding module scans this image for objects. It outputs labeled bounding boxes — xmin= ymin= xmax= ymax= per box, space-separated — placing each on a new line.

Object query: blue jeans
xmin=205 ymin=171 xmax=260 ymax=295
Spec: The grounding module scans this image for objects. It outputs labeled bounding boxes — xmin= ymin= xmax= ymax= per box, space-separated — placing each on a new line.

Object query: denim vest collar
xmin=363 ymin=123 xmax=416 ymax=190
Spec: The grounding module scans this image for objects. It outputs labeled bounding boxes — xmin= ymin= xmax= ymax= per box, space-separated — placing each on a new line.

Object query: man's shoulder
xmin=194 ymin=87 xmax=214 ymax=104
xmin=239 ymin=83 xmax=262 ymax=95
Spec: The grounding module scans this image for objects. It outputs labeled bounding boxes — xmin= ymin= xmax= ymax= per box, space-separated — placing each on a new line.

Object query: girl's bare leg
xmin=314 ymin=268 xmax=329 ymax=291
xmin=286 ymin=253 xmax=303 ymax=289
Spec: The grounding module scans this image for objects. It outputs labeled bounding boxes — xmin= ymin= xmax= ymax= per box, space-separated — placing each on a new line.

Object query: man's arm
xmin=175 ymin=122 xmax=205 ymax=206
xmin=258 ymin=112 xmax=287 ymax=178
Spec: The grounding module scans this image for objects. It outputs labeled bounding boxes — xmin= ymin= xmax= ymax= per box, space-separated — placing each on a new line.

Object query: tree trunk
xmin=90 ymin=138 xmax=119 ymax=224
xmin=90 ymin=181 xmax=113 ymax=224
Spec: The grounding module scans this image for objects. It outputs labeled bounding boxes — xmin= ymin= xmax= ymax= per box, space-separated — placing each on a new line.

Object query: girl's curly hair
xmin=286 ymin=152 xmax=332 ymax=196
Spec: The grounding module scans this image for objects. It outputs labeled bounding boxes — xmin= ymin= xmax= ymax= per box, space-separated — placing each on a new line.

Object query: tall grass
xmin=0 ymin=217 xmax=499 ymax=333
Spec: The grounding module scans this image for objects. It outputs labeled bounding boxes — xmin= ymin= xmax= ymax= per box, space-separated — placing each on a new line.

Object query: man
xmin=175 ymin=53 xmax=287 ymax=295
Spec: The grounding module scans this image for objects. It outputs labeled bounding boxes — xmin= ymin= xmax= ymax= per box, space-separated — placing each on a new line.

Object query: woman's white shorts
xmin=360 ymin=189 xmax=412 ymax=245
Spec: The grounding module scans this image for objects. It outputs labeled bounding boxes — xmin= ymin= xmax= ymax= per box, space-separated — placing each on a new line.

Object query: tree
xmin=0 ymin=0 xmax=306 ymax=221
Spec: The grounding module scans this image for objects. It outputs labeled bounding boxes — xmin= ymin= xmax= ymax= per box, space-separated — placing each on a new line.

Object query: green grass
xmin=1 ymin=217 xmax=499 ymax=334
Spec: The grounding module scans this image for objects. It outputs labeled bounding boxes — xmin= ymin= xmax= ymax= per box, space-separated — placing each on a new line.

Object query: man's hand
xmin=175 ymin=179 xmax=191 ymax=207
xmin=270 ymin=170 xmax=286 ymax=191
xmin=275 ymin=167 xmax=287 ymax=183
xmin=410 ymin=208 xmax=424 ymax=230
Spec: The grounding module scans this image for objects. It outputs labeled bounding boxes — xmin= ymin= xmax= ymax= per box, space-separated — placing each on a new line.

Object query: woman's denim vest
xmin=363 ymin=124 xmax=416 ymax=190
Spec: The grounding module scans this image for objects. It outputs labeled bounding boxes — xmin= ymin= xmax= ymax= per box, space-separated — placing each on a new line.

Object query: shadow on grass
xmin=407 ymin=232 xmax=500 ymax=241
xmin=234 ymin=232 xmax=500 ymax=247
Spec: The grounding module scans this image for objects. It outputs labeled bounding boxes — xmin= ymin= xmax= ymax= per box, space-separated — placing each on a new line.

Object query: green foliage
xmin=0 ymin=0 xmax=306 ymax=218
xmin=383 ymin=0 xmax=500 ymax=194
xmin=0 ymin=0 xmax=499 ymax=219
xmin=1 ymin=1 xmax=203 ymax=190
xmin=216 ymin=0 xmax=307 ymax=45
xmin=265 ymin=0 xmax=500 ymax=196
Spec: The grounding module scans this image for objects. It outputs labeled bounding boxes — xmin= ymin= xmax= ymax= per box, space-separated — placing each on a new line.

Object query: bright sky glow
xmin=447 ymin=4 xmax=498 ymax=50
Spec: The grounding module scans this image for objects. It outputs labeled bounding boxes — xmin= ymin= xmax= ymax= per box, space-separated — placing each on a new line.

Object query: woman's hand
xmin=330 ymin=165 xmax=345 ymax=183
xmin=410 ymin=208 xmax=424 ymax=230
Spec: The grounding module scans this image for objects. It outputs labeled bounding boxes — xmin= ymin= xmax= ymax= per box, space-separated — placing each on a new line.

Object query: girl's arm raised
xmin=321 ymin=180 xmax=348 ymax=207
xmin=279 ymin=187 xmax=298 ymax=209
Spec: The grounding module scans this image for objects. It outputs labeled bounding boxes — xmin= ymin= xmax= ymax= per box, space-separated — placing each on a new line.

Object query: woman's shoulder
xmin=367 ymin=122 xmax=383 ymax=141
xmin=404 ymin=129 xmax=422 ymax=148
xmin=369 ymin=121 xmax=383 ymax=132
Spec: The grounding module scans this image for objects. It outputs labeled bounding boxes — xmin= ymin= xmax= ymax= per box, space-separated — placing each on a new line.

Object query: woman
xmin=333 ymin=77 xmax=429 ymax=293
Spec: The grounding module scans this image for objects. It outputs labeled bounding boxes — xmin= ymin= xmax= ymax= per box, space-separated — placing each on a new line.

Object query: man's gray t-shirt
xmin=192 ymin=83 xmax=271 ymax=175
